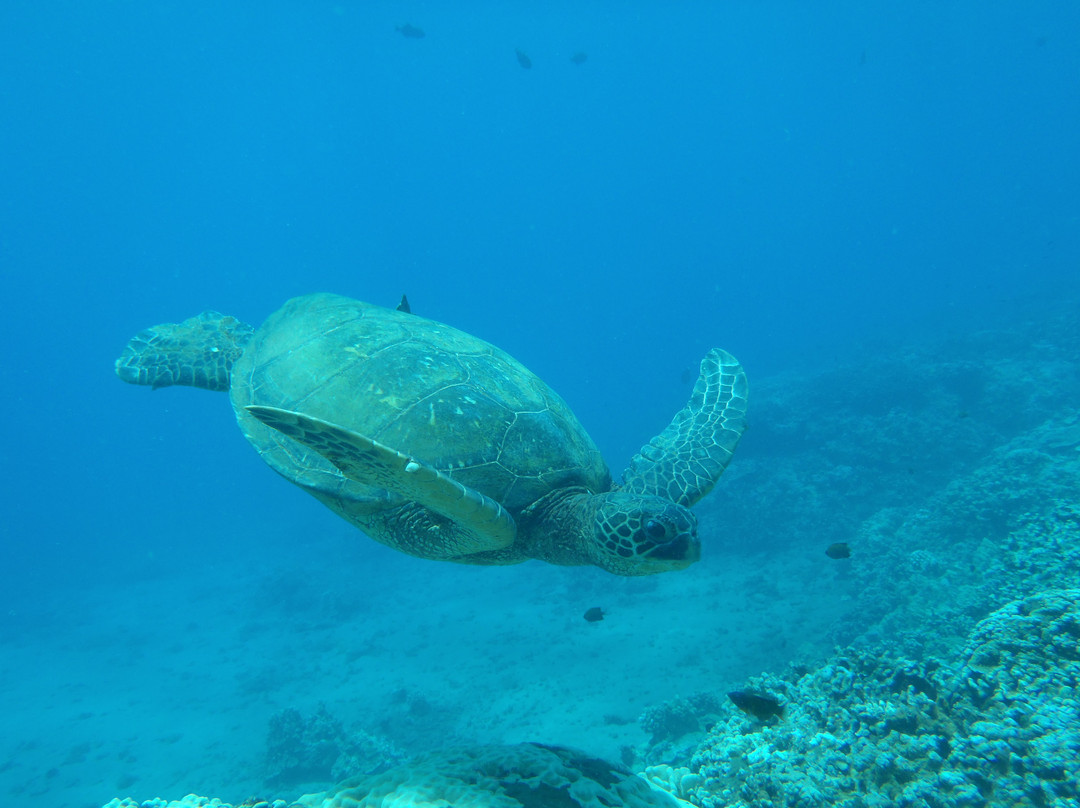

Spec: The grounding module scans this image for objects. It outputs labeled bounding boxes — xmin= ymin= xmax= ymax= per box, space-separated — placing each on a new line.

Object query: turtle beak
xmin=647 ymin=532 xmax=700 ymax=562
xmin=643 ymin=504 xmax=700 ymax=564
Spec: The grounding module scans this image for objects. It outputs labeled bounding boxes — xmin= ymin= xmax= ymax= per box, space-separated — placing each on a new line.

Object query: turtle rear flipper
xmin=115 ymin=311 xmax=254 ymax=391
xmin=620 ymin=348 xmax=748 ymax=507
xmin=246 ymin=406 xmax=517 ymax=556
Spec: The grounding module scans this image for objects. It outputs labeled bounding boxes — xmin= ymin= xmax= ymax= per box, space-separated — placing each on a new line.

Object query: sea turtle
xmin=115 ymin=293 xmax=747 ymax=576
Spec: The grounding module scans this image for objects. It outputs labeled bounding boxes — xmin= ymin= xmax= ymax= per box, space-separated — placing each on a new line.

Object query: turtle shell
xmin=229 ymin=293 xmax=611 ymax=512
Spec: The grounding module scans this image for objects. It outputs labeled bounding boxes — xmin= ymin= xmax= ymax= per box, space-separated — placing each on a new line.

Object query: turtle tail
xmin=115 ymin=311 xmax=254 ymax=392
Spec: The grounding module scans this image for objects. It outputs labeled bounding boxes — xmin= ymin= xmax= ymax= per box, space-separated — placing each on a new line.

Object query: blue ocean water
xmin=0 ymin=3 xmax=1077 ymax=807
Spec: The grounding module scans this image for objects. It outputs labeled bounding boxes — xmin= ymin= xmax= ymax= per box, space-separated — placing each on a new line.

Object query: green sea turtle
xmin=115 ymin=293 xmax=747 ymax=576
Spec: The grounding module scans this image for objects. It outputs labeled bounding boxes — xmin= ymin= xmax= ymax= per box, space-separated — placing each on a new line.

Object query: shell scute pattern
xmin=244 ymin=303 xmax=412 ymax=419
xmin=232 ymin=294 xmax=606 ymax=512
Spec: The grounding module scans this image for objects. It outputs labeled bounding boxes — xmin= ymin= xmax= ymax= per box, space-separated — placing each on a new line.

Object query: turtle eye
xmin=644 ymin=519 xmax=668 ymax=540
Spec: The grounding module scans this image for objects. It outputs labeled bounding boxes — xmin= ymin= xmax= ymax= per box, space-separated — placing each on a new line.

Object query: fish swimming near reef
xmin=728 ymin=691 xmax=784 ymax=721
xmin=396 ymin=23 xmax=425 ymax=39
xmin=583 ymin=607 xmax=605 ymax=622
xmin=515 ymin=49 xmax=533 ymax=69
xmin=570 ymin=52 xmax=588 ymax=65
xmin=825 ymin=542 xmax=851 ymax=559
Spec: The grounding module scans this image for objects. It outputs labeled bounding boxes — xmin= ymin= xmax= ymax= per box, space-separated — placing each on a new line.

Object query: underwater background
xmin=1 ymin=2 xmax=1078 ymax=807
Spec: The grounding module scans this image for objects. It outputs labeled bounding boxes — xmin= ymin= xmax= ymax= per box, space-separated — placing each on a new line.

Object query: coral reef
xmin=638 ymin=693 xmax=727 ymax=766
xmin=105 ymin=744 xmax=694 ymax=808
xmin=295 ymin=743 xmax=693 ymax=808
xmin=640 ymin=693 xmax=727 ymax=746
xmin=102 ymin=798 xmax=288 ymax=808
xmin=642 ymin=590 xmax=1080 ymax=808
xmin=829 ymin=418 xmax=1080 ymax=658
xmin=100 ymin=588 xmax=1080 ymax=807
xmin=703 ymin=307 xmax=1080 ymax=559
xmin=265 ymin=705 xmax=405 ymax=788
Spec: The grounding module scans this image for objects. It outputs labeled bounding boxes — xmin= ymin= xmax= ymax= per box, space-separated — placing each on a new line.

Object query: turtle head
xmin=590 ymin=492 xmax=700 ymax=575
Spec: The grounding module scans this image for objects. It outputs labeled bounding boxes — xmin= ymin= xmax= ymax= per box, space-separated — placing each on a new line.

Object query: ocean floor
xmin=0 ymin=507 xmax=849 ymax=807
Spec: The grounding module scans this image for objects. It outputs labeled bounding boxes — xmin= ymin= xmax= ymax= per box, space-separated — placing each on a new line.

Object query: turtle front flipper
xmin=620 ymin=348 xmax=748 ymax=507
xmin=246 ymin=406 xmax=517 ymax=555
xmin=115 ymin=311 xmax=254 ymax=391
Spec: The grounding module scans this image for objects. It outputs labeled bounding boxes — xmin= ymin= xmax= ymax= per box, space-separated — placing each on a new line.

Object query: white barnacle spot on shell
xmin=405 ymin=461 xmax=421 ymax=473
xmin=429 ymin=402 xmax=436 ymax=425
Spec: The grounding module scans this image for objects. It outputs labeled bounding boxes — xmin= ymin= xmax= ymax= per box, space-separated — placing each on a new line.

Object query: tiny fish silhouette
xmin=825 ymin=542 xmax=851 ymax=559
xmin=396 ymin=294 xmax=411 ymax=314
xmin=570 ymin=52 xmax=588 ymax=65
xmin=728 ymin=691 xmax=783 ymax=721
xmin=583 ymin=607 xmax=604 ymax=622
xmin=396 ymin=23 xmax=425 ymax=39
xmin=515 ymin=49 xmax=533 ymax=69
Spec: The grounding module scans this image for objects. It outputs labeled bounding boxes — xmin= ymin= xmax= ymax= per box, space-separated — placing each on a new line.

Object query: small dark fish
xmin=396 ymin=294 xmax=411 ymax=314
xmin=515 ymin=49 xmax=532 ymax=69
xmin=570 ymin=52 xmax=588 ymax=65
xmin=396 ymin=23 xmax=425 ymax=39
xmin=825 ymin=542 xmax=851 ymax=560
xmin=728 ymin=691 xmax=784 ymax=721
xmin=583 ymin=607 xmax=604 ymax=623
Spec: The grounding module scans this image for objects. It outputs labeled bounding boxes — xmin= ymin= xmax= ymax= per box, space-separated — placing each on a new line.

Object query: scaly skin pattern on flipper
xmin=114 ymin=311 xmax=254 ymax=391
xmin=246 ymin=406 xmax=517 ymax=557
xmin=620 ymin=348 xmax=748 ymax=507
